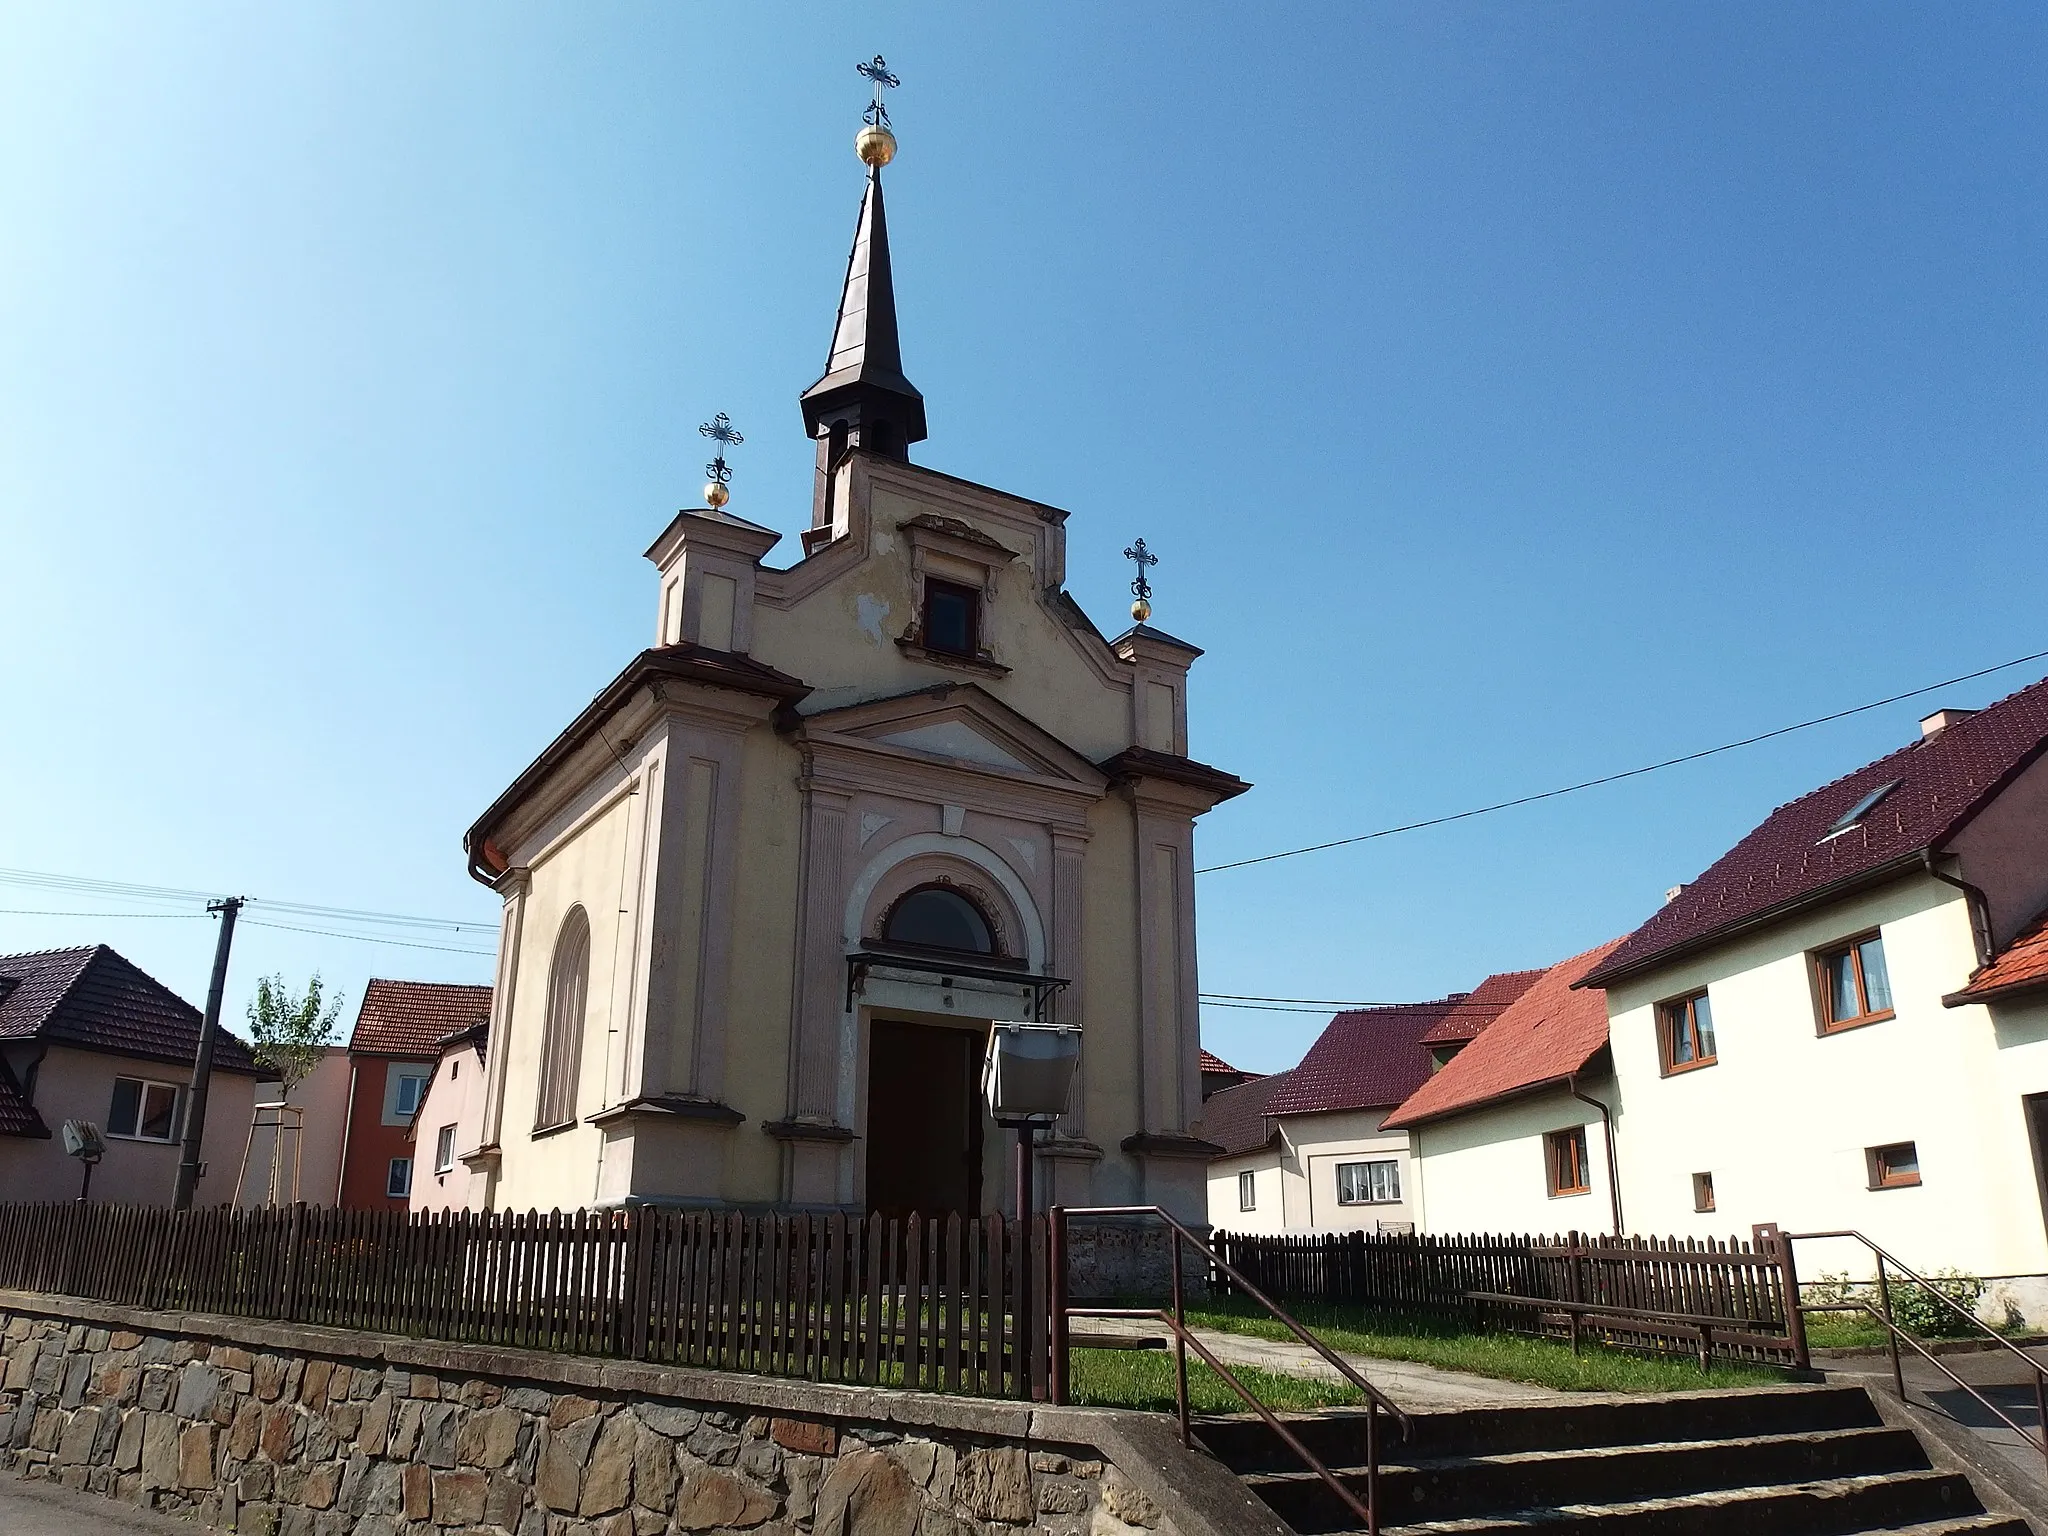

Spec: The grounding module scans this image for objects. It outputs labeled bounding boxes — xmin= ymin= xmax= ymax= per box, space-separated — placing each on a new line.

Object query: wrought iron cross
xmin=858 ymin=55 xmax=899 ymax=128
xmin=699 ymin=412 xmax=743 ymax=485
xmin=1124 ymin=537 xmax=1158 ymax=605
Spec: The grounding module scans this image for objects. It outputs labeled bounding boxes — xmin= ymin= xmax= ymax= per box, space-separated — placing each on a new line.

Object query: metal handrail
xmin=1787 ymin=1229 xmax=2048 ymax=1470
xmin=1053 ymin=1205 xmax=1410 ymax=1536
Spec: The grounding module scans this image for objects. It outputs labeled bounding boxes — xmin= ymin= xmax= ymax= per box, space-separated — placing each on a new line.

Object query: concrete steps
xmin=1195 ymin=1386 xmax=2030 ymax=1536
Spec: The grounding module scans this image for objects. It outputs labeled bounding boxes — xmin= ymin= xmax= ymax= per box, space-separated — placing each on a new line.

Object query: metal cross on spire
xmin=1124 ymin=537 xmax=1158 ymax=621
xmin=699 ymin=413 xmax=743 ymax=508
xmin=858 ymin=55 xmax=899 ymax=128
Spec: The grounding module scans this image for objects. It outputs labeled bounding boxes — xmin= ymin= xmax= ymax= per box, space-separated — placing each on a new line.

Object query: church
xmin=459 ymin=79 xmax=1247 ymax=1228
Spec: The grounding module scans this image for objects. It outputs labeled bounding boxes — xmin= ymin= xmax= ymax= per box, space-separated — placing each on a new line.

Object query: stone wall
xmin=0 ymin=1292 xmax=1266 ymax=1536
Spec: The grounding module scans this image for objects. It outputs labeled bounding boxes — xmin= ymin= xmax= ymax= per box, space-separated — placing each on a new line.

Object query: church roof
xmin=800 ymin=167 xmax=926 ymax=447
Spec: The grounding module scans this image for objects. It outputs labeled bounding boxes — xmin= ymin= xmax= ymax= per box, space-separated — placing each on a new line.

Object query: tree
xmin=246 ymin=973 xmax=343 ymax=1097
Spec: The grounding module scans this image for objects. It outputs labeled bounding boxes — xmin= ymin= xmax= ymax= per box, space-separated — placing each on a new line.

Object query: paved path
xmin=1079 ymin=1317 xmax=1559 ymax=1408
xmin=0 ymin=1476 xmax=195 ymax=1535
xmin=1824 ymin=1341 xmax=2048 ymax=1498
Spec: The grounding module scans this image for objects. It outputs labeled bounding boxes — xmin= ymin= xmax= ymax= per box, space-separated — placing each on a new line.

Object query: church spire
xmin=802 ymin=58 xmax=926 ymax=524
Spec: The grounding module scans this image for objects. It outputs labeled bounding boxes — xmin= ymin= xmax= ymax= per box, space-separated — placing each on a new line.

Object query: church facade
xmin=459 ymin=116 xmax=1246 ymax=1226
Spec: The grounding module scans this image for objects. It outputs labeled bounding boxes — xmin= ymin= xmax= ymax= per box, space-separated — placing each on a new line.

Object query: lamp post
xmin=62 ymin=1120 xmax=104 ymax=1202
xmin=984 ymin=1023 xmax=1080 ymax=1389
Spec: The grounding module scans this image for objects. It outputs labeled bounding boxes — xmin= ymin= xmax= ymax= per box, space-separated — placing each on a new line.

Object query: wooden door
xmin=866 ymin=1019 xmax=984 ymax=1222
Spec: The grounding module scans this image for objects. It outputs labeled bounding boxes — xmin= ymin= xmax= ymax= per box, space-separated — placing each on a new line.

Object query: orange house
xmin=337 ymin=979 xmax=491 ymax=1210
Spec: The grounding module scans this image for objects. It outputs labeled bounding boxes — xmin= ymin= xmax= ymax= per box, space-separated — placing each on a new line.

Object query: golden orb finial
xmin=855 ymin=123 xmax=897 ymax=167
xmin=1131 ymin=596 xmax=1151 ymax=622
xmin=1124 ymin=538 xmax=1158 ymax=626
xmin=703 ymin=479 xmax=730 ymax=510
xmin=698 ymin=412 xmax=742 ymax=511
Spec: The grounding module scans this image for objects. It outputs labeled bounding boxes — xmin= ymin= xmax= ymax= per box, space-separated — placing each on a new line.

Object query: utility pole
xmin=173 ymin=896 xmax=243 ymax=1210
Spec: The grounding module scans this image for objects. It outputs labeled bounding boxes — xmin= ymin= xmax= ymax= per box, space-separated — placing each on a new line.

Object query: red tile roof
xmin=1946 ymin=909 xmax=2048 ymax=1007
xmin=1200 ymin=1070 xmax=1293 ymax=1158
xmin=1385 ymin=939 xmax=1628 ymax=1130
xmin=1582 ymin=674 xmax=2048 ymax=988
xmin=1262 ymin=970 xmax=1544 ymax=1119
xmin=1200 ymin=1049 xmax=1243 ymax=1075
xmin=1417 ymin=971 xmax=1548 ymax=1045
xmin=349 ymin=979 xmax=494 ymax=1060
xmin=0 ymin=945 xmax=258 ymax=1075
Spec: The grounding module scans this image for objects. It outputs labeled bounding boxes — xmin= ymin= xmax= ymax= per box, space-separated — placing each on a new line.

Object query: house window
xmin=387 ymin=1157 xmax=413 ymax=1199
xmin=1546 ymin=1127 xmax=1591 ymax=1197
xmin=107 ymin=1077 xmax=182 ymax=1142
xmin=1657 ymin=990 xmax=1718 ymax=1074
xmin=434 ymin=1124 xmax=457 ymax=1175
xmin=535 ymin=906 xmax=591 ymax=1131
xmin=1693 ymin=1172 xmax=1716 ymax=1213
xmin=1336 ymin=1159 xmax=1401 ymax=1205
xmin=1237 ymin=1170 xmax=1256 ymax=1212
xmin=1868 ymin=1141 xmax=1921 ymax=1189
xmin=394 ymin=1072 xmax=429 ymax=1118
xmin=921 ymin=579 xmax=981 ymax=657
xmin=1817 ymin=932 xmax=1894 ymax=1033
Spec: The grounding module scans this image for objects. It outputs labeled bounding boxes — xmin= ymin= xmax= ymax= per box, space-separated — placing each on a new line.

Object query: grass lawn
xmin=1064 ymin=1347 xmax=1363 ymax=1413
xmin=1185 ymin=1298 xmax=1794 ymax=1394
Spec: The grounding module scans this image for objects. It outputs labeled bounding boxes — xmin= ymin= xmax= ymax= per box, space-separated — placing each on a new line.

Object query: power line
xmin=1196 ymin=647 xmax=2048 ymax=875
xmin=0 ymin=867 xmax=495 ymax=934
xmin=237 ymin=919 xmax=496 ymax=958
xmin=0 ymin=908 xmax=206 ymax=920
xmin=1199 ymin=991 xmax=1520 ymax=1008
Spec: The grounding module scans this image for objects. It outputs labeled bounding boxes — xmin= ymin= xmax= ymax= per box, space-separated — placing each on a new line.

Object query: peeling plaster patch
xmin=855 ymin=593 xmax=891 ymax=646
xmin=859 ymin=813 xmax=894 ymax=847
xmin=1005 ymin=837 xmax=1038 ymax=874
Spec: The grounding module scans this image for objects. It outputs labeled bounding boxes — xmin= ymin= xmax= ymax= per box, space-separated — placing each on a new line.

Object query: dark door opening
xmin=866 ymin=1018 xmax=984 ymax=1222
xmin=2026 ymin=1093 xmax=2048 ymax=1243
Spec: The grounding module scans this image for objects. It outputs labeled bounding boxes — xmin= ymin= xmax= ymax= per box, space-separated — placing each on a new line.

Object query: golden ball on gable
xmin=856 ymin=124 xmax=897 ymax=167
xmin=1131 ymin=597 xmax=1152 ymax=622
xmin=703 ymin=480 xmax=730 ymax=509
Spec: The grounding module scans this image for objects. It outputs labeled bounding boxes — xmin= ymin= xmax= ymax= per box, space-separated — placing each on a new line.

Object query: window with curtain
xmin=1816 ymin=932 xmax=1894 ymax=1033
xmin=535 ymin=907 xmax=591 ymax=1131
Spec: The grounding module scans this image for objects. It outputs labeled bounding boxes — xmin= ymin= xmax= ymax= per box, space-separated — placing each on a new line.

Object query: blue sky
xmin=2 ymin=4 xmax=2042 ymax=1074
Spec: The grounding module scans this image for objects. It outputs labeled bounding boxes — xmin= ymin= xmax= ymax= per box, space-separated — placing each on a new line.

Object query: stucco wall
xmin=239 ymin=1049 xmax=351 ymax=1209
xmin=1407 ymin=1087 xmax=1616 ymax=1236
xmin=409 ymin=1043 xmax=488 ymax=1215
xmin=0 ymin=1045 xmax=254 ymax=1208
xmin=1203 ymin=1152 xmax=1284 ymax=1235
xmin=338 ymin=1057 xmax=435 ymax=1212
xmin=1603 ymin=875 xmax=2048 ymax=1282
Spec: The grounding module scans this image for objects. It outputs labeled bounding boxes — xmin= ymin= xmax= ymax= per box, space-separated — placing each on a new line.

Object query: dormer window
xmin=921 ymin=579 xmax=980 ymax=657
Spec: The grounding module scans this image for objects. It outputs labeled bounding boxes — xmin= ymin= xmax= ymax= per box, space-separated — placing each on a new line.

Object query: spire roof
xmin=800 ymin=167 xmax=927 ymax=452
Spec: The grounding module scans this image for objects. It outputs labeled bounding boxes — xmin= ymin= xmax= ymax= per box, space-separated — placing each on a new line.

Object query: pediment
xmin=800 ymin=684 xmax=1108 ymax=791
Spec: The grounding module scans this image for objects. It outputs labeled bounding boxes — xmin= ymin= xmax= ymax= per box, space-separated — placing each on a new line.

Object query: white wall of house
xmin=0 ymin=1045 xmax=255 ymax=1207
xmin=1604 ymin=875 xmax=2048 ymax=1300
xmin=1206 ymin=1150 xmax=1285 ymax=1234
xmin=410 ymin=1039 xmax=489 ymax=1214
xmin=1206 ymin=1110 xmax=1420 ymax=1234
xmin=1407 ymin=1086 xmax=1617 ymax=1236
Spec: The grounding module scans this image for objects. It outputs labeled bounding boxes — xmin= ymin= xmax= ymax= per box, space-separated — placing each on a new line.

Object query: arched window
xmin=535 ymin=907 xmax=590 ymax=1130
xmin=882 ymin=885 xmax=995 ymax=956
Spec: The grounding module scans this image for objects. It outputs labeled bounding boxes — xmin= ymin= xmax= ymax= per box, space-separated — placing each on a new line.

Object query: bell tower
xmin=799 ymin=56 xmax=927 ymax=531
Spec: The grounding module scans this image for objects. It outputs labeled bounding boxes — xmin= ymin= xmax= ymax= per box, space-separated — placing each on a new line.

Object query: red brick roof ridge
xmin=1581 ymin=672 xmax=2048 ymax=989
xmin=349 ymin=978 xmax=495 ymax=1059
xmin=1385 ymin=937 xmax=1629 ymax=1130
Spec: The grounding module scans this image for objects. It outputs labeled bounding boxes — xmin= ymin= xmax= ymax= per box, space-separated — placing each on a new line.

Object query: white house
xmin=1391 ymin=681 xmax=2048 ymax=1317
xmin=1204 ymin=971 xmax=1539 ymax=1234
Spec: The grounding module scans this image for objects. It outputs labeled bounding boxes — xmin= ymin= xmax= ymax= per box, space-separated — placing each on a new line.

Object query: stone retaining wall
xmin=0 ymin=1292 xmax=1270 ymax=1536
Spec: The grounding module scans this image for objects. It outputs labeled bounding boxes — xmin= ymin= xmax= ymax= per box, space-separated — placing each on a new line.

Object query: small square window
xmin=395 ymin=1072 xmax=429 ymax=1118
xmin=1693 ymin=1172 xmax=1716 ymax=1212
xmin=1816 ymin=932 xmax=1895 ymax=1033
xmin=921 ymin=580 xmax=980 ymax=657
xmin=1657 ymin=990 xmax=1718 ymax=1074
xmin=1869 ymin=1141 xmax=1920 ymax=1189
xmin=108 ymin=1076 xmax=182 ymax=1142
xmin=1336 ymin=1159 xmax=1401 ymax=1205
xmin=1237 ymin=1170 xmax=1256 ymax=1212
xmin=1546 ymin=1128 xmax=1590 ymax=1197
xmin=387 ymin=1157 xmax=413 ymax=1199
xmin=434 ymin=1125 xmax=457 ymax=1175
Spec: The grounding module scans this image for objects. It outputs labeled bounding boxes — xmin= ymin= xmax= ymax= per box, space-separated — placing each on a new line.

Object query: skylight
xmin=1820 ymin=779 xmax=1902 ymax=842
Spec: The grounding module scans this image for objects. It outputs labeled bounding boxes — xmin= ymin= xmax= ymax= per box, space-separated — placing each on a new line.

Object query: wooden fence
xmin=1211 ymin=1228 xmax=1802 ymax=1365
xmin=0 ymin=1202 xmax=1050 ymax=1398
